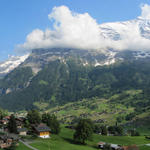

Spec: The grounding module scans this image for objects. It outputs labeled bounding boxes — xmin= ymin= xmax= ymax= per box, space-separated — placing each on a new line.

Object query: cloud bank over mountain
xmin=17 ymin=4 xmax=150 ymax=52
xmin=140 ymin=4 xmax=150 ymax=19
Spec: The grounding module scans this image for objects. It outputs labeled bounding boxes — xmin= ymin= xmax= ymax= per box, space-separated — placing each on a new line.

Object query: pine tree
xmin=101 ymin=126 xmax=107 ymax=135
xmin=8 ymin=115 xmax=17 ymax=133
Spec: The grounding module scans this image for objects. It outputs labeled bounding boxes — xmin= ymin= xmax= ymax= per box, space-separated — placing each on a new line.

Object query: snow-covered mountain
xmin=99 ymin=17 xmax=150 ymax=41
xmin=1 ymin=17 xmax=150 ymax=77
xmin=0 ymin=54 xmax=29 ymax=77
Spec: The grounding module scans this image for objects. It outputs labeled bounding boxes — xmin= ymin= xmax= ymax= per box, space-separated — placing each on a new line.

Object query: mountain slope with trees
xmin=0 ymin=55 xmax=150 ymax=113
xmin=0 ymin=48 xmax=150 ymax=129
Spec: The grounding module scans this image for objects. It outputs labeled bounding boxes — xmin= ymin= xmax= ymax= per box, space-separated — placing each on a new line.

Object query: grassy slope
xmin=16 ymin=142 xmax=32 ymax=150
xmin=29 ymin=128 xmax=150 ymax=150
xmin=1 ymin=128 xmax=149 ymax=150
xmin=30 ymin=128 xmax=95 ymax=150
xmin=43 ymin=98 xmax=134 ymax=126
xmin=32 ymin=89 xmax=148 ymax=129
xmin=44 ymin=97 xmax=133 ymax=125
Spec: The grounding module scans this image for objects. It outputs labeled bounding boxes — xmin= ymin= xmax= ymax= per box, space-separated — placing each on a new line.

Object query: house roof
xmin=98 ymin=142 xmax=106 ymax=145
xmin=4 ymin=116 xmax=10 ymax=120
xmin=34 ymin=123 xmax=51 ymax=132
xmin=17 ymin=128 xmax=27 ymax=133
xmin=15 ymin=117 xmax=25 ymax=122
xmin=111 ymin=144 xmax=120 ymax=149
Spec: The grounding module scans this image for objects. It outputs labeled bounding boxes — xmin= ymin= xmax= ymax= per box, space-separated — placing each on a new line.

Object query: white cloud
xmin=17 ymin=6 xmax=104 ymax=52
xmin=16 ymin=4 xmax=150 ymax=53
xmin=140 ymin=4 xmax=150 ymax=19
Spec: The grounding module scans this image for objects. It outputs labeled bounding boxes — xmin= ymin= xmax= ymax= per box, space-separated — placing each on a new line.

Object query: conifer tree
xmin=8 ymin=114 xmax=17 ymax=133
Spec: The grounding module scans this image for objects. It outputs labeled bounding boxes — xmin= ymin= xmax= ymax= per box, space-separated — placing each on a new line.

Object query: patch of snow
xmin=0 ymin=54 xmax=29 ymax=74
xmin=94 ymin=50 xmax=117 ymax=66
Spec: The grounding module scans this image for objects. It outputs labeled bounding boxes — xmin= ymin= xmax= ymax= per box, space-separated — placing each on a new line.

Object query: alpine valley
xmin=1 ymin=17 xmax=150 ymax=128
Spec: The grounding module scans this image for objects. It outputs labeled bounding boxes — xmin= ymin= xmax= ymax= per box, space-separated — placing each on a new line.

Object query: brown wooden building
xmin=34 ymin=123 xmax=51 ymax=138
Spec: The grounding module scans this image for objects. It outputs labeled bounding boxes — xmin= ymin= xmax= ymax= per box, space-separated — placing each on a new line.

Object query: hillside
xmin=0 ymin=48 xmax=149 ymax=132
xmin=39 ymin=90 xmax=149 ymax=130
xmin=0 ymin=50 xmax=150 ymax=116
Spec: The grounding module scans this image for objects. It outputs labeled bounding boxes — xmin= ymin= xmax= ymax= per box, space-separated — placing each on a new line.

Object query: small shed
xmin=17 ymin=128 xmax=27 ymax=136
xmin=111 ymin=144 xmax=122 ymax=150
xmin=98 ymin=142 xmax=123 ymax=150
xmin=98 ymin=142 xmax=106 ymax=149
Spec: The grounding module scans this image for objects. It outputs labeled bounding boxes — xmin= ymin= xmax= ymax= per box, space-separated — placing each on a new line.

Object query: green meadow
xmin=1 ymin=127 xmax=150 ymax=150
xmin=16 ymin=142 xmax=32 ymax=150
xmin=29 ymin=128 xmax=150 ymax=150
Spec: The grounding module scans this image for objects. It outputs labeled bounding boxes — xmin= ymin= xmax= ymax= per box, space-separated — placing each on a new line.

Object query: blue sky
xmin=0 ymin=0 xmax=150 ymax=61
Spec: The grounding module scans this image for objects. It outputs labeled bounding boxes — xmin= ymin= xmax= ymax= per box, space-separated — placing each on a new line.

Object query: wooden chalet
xmin=34 ymin=123 xmax=51 ymax=138
xmin=0 ymin=116 xmax=10 ymax=125
xmin=15 ymin=117 xmax=25 ymax=128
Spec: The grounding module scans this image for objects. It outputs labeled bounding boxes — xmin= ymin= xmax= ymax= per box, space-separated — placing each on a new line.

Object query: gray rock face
xmin=21 ymin=48 xmax=117 ymax=74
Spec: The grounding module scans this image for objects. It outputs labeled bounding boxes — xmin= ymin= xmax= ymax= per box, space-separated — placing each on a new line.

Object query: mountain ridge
xmin=2 ymin=15 xmax=150 ymax=76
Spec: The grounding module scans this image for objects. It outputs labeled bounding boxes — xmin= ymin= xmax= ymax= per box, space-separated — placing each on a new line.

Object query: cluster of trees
xmin=73 ymin=119 xmax=124 ymax=144
xmin=125 ymin=113 xmax=136 ymax=121
xmin=26 ymin=110 xmax=60 ymax=134
xmin=94 ymin=124 xmax=124 ymax=136
xmin=94 ymin=125 xmax=107 ymax=135
xmin=42 ymin=113 xmax=60 ymax=134
xmin=108 ymin=126 xmax=123 ymax=136
xmin=127 ymin=129 xmax=140 ymax=136
xmin=73 ymin=118 xmax=140 ymax=145
xmin=73 ymin=119 xmax=123 ymax=144
xmin=0 ymin=108 xmax=8 ymax=120
xmin=7 ymin=110 xmax=60 ymax=135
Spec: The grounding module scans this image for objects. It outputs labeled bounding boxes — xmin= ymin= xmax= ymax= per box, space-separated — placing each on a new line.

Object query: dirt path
xmin=20 ymin=139 xmax=39 ymax=150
